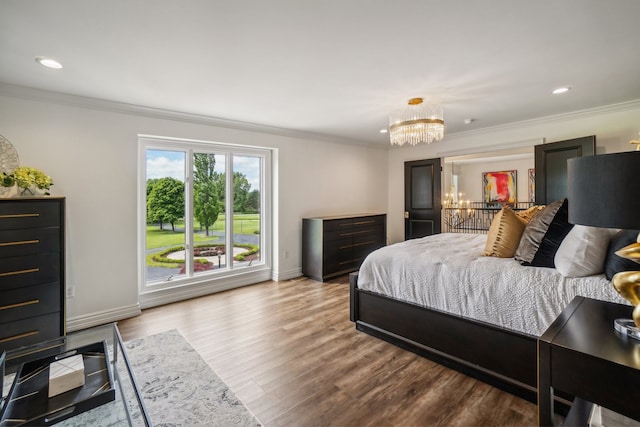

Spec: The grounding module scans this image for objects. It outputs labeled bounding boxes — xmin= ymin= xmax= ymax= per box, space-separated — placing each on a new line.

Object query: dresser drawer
xmin=0 ymin=227 xmax=61 ymax=258
xmin=0 ymin=201 xmax=61 ymax=230
xmin=0 ymin=253 xmax=61 ymax=290
xmin=351 ymin=215 xmax=385 ymax=229
xmin=0 ymin=312 xmax=62 ymax=352
xmin=323 ymin=218 xmax=354 ymax=232
xmin=0 ymin=283 xmax=61 ymax=323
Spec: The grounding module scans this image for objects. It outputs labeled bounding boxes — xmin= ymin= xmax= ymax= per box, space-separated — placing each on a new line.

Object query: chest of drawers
xmin=0 ymin=197 xmax=65 ymax=352
xmin=302 ymin=213 xmax=386 ymax=282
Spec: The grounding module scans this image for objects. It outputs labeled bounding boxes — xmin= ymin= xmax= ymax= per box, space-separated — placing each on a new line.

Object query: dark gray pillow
xmin=514 ymin=200 xmax=563 ymax=264
xmin=530 ymin=199 xmax=573 ymax=268
xmin=605 ymin=229 xmax=640 ymax=280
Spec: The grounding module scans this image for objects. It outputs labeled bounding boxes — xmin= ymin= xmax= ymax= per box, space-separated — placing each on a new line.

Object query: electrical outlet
xmin=66 ymin=286 xmax=75 ymax=298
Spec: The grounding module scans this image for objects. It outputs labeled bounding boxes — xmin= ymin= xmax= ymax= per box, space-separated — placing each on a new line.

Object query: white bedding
xmin=357 ymin=233 xmax=628 ymax=336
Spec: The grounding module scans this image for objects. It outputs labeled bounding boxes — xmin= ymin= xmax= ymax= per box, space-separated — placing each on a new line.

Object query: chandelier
xmin=389 ymin=98 xmax=444 ymax=146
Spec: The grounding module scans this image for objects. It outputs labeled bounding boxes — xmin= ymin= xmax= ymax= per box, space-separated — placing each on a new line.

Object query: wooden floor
xmin=118 ymin=276 xmax=538 ymax=426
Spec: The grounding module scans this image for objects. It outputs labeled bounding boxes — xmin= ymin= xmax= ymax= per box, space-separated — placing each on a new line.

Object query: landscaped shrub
xmin=152 ymin=243 xmax=259 ymax=266
xmin=233 ymin=244 xmax=259 ymax=261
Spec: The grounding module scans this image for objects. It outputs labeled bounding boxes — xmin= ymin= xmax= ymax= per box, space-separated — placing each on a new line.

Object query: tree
xmin=245 ymin=189 xmax=260 ymax=213
xmin=193 ymin=153 xmax=221 ymax=236
xmin=233 ymin=172 xmax=251 ymax=212
xmin=146 ymin=177 xmax=184 ymax=231
xmin=146 ymin=178 xmax=161 ymax=197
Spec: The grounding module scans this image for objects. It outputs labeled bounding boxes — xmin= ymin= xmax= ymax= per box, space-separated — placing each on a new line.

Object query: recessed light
xmin=552 ymin=87 xmax=571 ymax=95
xmin=379 ymin=129 xmax=388 ymax=134
xmin=35 ymin=57 xmax=63 ymax=69
xmin=464 ymin=118 xmax=474 ymax=125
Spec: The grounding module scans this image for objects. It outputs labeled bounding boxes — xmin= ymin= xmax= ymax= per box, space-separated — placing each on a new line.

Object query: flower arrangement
xmin=0 ymin=166 xmax=54 ymax=195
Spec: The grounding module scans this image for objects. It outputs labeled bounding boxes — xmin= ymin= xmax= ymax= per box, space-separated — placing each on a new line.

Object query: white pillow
xmin=554 ymin=225 xmax=616 ymax=277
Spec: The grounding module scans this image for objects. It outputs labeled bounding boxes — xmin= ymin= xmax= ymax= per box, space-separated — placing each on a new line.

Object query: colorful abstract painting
xmin=483 ymin=170 xmax=517 ymax=205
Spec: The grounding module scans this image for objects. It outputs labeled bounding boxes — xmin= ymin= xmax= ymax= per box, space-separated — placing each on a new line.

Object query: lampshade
xmin=567 ymin=151 xmax=640 ymax=229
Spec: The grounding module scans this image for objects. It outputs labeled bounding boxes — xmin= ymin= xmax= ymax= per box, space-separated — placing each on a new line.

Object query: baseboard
xmin=66 ymin=304 xmax=142 ymax=332
xmin=272 ymin=267 xmax=302 ymax=281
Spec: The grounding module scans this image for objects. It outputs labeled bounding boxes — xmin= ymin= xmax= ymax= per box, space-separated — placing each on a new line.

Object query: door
xmin=404 ymin=158 xmax=441 ymax=240
xmin=534 ymin=136 xmax=595 ymax=204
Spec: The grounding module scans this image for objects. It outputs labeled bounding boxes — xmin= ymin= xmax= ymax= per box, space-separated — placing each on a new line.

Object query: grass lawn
xmin=146 ymin=214 xmax=260 ymax=267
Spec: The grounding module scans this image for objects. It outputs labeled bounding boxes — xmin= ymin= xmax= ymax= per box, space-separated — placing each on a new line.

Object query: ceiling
xmin=1 ymin=1 xmax=640 ymax=148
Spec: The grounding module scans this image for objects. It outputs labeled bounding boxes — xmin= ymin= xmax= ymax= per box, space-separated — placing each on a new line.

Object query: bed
xmin=349 ymin=230 xmax=629 ymax=403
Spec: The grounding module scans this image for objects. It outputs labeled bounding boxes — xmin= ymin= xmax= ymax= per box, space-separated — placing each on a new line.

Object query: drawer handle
xmin=0 ymin=239 xmax=40 ymax=247
xmin=0 ymin=329 xmax=39 ymax=343
xmin=339 ymin=230 xmax=373 ymax=237
xmin=0 ymin=299 xmax=40 ymax=311
xmin=0 ymin=268 xmax=40 ymax=277
xmin=339 ymin=240 xmax=375 ymax=250
xmin=338 ymin=257 xmax=364 ymax=266
xmin=0 ymin=213 xmax=40 ymax=219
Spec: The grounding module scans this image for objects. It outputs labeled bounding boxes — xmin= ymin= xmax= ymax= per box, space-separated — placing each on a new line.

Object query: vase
xmin=18 ymin=186 xmax=47 ymax=197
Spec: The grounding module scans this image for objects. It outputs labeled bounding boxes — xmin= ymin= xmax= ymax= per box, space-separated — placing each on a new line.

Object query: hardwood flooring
xmin=118 ymin=276 xmax=538 ymax=426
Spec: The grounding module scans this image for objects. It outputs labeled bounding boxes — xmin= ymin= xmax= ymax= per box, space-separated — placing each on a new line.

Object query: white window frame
xmin=137 ymin=135 xmax=272 ymax=308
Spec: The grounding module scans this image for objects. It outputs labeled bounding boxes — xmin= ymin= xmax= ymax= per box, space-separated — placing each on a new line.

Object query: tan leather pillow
xmin=483 ymin=206 xmax=527 ymax=257
xmin=516 ymin=205 xmax=545 ymax=223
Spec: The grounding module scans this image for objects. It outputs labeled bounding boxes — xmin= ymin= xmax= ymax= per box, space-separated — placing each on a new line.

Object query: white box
xmin=48 ymin=354 xmax=85 ymax=397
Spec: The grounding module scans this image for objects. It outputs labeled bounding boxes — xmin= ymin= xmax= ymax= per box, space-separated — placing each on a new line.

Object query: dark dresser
xmin=0 ymin=197 xmax=65 ymax=352
xmin=302 ymin=213 xmax=386 ymax=282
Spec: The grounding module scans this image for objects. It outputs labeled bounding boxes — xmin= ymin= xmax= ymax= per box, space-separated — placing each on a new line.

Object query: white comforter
xmin=357 ymin=233 xmax=628 ymax=336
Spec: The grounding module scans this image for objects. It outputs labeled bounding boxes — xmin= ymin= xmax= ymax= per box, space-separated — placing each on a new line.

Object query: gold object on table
xmin=612 ymin=242 xmax=640 ymax=327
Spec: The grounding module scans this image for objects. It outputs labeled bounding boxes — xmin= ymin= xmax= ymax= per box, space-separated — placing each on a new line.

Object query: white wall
xmin=0 ymin=87 xmax=388 ymax=329
xmin=387 ymin=101 xmax=640 ymax=244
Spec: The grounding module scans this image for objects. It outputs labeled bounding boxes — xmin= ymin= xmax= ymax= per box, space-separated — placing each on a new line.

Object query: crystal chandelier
xmin=389 ymin=98 xmax=444 ymax=146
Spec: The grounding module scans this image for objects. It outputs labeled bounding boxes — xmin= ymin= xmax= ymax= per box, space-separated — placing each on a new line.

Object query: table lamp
xmin=567 ymin=149 xmax=640 ymax=339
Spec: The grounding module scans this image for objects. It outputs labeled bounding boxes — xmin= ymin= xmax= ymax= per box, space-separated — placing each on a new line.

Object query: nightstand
xmin=538 ymin=296 xmax=640 ymax=426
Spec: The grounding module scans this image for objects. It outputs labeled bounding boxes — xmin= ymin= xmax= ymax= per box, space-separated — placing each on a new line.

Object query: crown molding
xmin=446 ymin=99 xmax=640 ymax=140
xmin=0 ymin=82 xmax=374 ymax=147
xmin=2 ymin=82 xmax=639 ymax=150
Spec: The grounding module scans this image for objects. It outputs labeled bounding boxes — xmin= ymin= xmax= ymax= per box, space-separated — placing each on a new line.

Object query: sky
xmin=146 ymin=150 xmax=260 ymax=190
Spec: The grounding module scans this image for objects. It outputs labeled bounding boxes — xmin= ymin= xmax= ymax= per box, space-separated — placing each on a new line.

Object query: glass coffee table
xmin=1 ymin=323 xmax=151 ymax=426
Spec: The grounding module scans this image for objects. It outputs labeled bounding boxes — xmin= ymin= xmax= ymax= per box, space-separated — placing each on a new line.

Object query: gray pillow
xmin=555 ymin=225 xmax=617 ymax=277
xmin=514 ymin=200 xmax=563 ymax=264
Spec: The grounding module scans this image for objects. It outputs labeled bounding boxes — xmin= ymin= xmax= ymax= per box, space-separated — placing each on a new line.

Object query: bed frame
xmin=349 ymin=272 xmax=539 ymax=403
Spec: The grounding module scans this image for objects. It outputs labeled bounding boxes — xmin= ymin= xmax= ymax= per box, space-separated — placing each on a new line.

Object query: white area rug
xmin=125 ymin=329 xmax=261 ymax=427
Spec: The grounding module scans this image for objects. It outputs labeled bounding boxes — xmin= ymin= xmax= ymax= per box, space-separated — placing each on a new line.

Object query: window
xmin=138 ymin=136 xmax=271 ymax=303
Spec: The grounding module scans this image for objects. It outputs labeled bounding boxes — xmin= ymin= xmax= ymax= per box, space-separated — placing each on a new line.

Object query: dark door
xmin=534 ymin=136 xmax=595 ymax=204
xmin=404 ymin=158 xmax=441 ymax=240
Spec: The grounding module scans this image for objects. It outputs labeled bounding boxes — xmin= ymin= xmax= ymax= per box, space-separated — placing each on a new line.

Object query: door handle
xmin=404 ymin=211 xmax=409 ymax=219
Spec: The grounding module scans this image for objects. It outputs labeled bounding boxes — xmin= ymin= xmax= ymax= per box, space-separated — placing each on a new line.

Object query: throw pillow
xmin=530 ymin=198 xmax=573 ymax=268
xmin=482 ymin=206 xmax=527 ymax=257
xmin=554 ymin=225 xmax=617 ymax=277
xmin=605 ymin=229 xmax=640 ymax=280
xmin=514 ymin=199 xmax=563 ymax=264
xmin=516 ymin=205 xmax=545 ymax=223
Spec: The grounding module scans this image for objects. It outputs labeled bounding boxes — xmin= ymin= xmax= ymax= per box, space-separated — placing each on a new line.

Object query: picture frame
xmin=528 ymin=168 xmax=535 ymax=203
xmin=482 ymin=170 xmax=517 ymax=206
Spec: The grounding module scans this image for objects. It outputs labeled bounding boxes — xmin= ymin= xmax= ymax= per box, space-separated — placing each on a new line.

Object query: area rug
xmin=125 ymin=329 xmax=261 ymax=427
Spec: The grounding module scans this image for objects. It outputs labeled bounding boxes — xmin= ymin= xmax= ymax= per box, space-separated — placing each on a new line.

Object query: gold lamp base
xmin=612 ymin=242 xmax=640 ymax=339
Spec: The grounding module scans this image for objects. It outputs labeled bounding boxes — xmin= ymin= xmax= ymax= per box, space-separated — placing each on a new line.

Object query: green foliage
xmin=245 ymin=189 xmax=260 ymax=213
xmin=148 ymin=243 xmax=259 ymax=268
xmin=233 ymin=244 xmax=259 ymax=261
xmin=146 ymin=177 xmax=185 ymax=231
xmin=193 ymin=153 xmax=221 ymax=236
xmin=232 ymin=172 xmax=251 ymax=212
